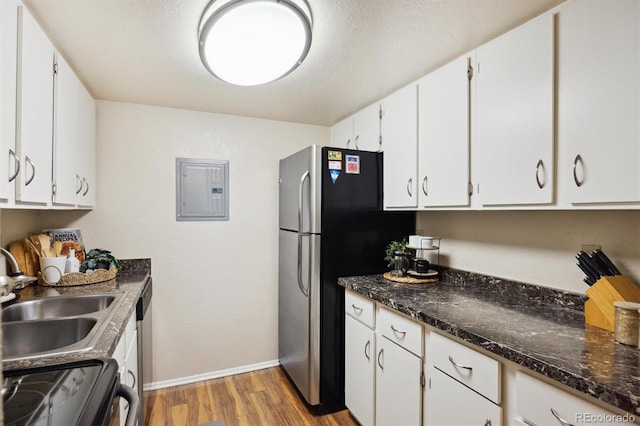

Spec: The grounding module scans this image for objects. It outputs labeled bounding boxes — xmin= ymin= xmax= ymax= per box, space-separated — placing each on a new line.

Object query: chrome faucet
xmin=0 ymin=247 xmax=27 ymax=288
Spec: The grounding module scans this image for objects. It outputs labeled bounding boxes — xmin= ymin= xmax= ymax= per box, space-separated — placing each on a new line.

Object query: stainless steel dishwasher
xmin=135 ymin=277 xmax=152 ymax=425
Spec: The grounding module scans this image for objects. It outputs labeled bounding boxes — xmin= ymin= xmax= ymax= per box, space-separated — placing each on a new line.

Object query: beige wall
xmin=10 ymin=101 xmax=327 ymax=385
xmin=417 ymin=210 xmax=640 ymax=294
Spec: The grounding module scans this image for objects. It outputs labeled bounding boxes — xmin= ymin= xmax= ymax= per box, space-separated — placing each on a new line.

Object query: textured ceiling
xmin=23 ymin=0 xmax=564 ymax=126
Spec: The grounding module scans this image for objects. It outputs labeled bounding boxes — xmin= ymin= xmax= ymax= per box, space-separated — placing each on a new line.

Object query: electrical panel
xmin=176 ymin=158 xmax=229 ymax=221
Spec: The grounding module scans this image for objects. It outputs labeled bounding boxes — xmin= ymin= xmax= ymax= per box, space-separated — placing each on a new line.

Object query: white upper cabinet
xmin=475 ymin=12 xmax=555 ymax=206
xmin=382 ymin=84 xmax=418 ymax=209
xmin=352 ymin=103 xmax=381 ymax=152
xmin=16 ymin=5 xmax=54 ymax=204
xmin=78 ymin=84 xmax=96 ymax=207
xmin=331 ymin=102 xmax=381 ymax=152
xmin=53 ymin=53 xmax=81 ymax=205
xmin=417 ymin=54 xmax=471 ymax=208
xmin=557 ymin=0 xmax=640 ymax=204
xmin=0 ymin=0 xmax=19 ymax=201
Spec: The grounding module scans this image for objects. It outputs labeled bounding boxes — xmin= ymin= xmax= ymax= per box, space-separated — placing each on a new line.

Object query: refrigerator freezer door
xmin=278 ymin=229 xmax=321 ymax=406
xmin=279 ymin=146 xmax=321 ymax=233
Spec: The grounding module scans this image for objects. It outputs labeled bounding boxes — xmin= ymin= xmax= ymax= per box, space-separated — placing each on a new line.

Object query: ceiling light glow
xmin=199 ymin=0 xmax=312 ymax=86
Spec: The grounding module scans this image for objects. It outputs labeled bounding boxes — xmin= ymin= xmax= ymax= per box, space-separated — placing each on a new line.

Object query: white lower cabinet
xmin=515 ymin=371 xmax=618 ymax=426
xmin=344 ymin=292 xmax=423 ymax=426
xmin=425 ymin=331 xmax=502 ymax=426
xmin=426 ymin=366 xmax=501 ymax=426
xmin=345 ymin=315 xmax=375 ymax=426
xmin=113 ymin=312 xmax=139 ymax=426
xmin=376 ymin=335 xmax=422 ymax=426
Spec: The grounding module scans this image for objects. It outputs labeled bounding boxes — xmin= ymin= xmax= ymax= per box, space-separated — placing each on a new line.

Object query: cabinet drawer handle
xmin=377 ymin=348 xmax=384 ymax=370
xmin=351 ymin=304 xmax=363 ymax=314
xmin=364 ymin=340 xmax=371 ymax=361
xmin=535 ymin=159 xmax=545 ymax=189
xmin=8 ymin=149 xmax=19 ymax=182
xmin=82 ymin=178 xmax=89 ymax=196
xmin=448 ymin=355 xmax=472 ymax=371
xmin=75 ymin=174 xmax=83 ymax=194
xmin=406 ymin=178 xmax=413 ymax=197
xmin=550 ymin=408 xmax=574 ymax=426
xmin=354 ymin=135 xmax=359 ymax=150
xmin=390 ymin=325 xmax=406 ymax=338
xmin=572 ymin=154 xmax=584 ymax=187
xmin=24 ymin=156 xmax=35 ymax=186
xmin=422 ymin=176 xmax=428 ymax=196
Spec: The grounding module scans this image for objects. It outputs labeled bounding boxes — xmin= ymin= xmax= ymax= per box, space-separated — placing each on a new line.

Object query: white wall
xmin=32 ymin=101 xmax=327 ymax=384
xmin=417 ymin=210 xmax=640 ymax=294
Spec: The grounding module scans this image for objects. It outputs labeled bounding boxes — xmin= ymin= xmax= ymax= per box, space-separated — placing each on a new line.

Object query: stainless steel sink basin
xmin=1 ymin=292 xmax=125 ymax=361
xmin=2 ymin=294 xmax=117 ymax=322
xmin=2 ymin=317 xmax=97 ymax=358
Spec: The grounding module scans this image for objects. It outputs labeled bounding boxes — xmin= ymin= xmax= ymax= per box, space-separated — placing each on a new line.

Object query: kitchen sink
xmin=2 ymin=294 xmax=117 ymax=322
xmin=3 ymin=317 xmax=97 ymax=358
xmin=2 ymin=292 xmax=125 ymax=361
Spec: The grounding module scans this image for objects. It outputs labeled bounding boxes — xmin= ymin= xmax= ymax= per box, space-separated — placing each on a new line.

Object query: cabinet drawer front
xmin=345 ymin=291 xmax=375 ymax=328
xmin=377 ymin=306 xmax=423 ymax=356
xmin=515 ymin=371 xmax=617 ymax=425
xmin=429 ymin=331 xmax=500 ymax=403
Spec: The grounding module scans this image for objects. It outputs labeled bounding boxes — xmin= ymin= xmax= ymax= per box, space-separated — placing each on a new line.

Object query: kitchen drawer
xmin=429 ymin=331 xmax=501 ymax=404
xmin=345 ymin=290 xmax=375 ymax=328
xmin=515 ymin=370 xmax=617 ymax=425
xmin=377 ymin=305 xmax=423 ymax=357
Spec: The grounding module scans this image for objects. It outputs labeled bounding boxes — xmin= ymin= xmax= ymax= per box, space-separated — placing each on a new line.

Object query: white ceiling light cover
xmin=199 ymin=0 xmax=312 ymax=86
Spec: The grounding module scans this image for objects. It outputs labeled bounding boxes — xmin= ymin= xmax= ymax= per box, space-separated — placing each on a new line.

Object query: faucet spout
xmin=0 ymin=247 xmax=25 ymax=278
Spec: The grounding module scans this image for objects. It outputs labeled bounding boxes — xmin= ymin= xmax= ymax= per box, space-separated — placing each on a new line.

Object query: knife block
xmin=585 ymin=276 xmax=640 ymax=331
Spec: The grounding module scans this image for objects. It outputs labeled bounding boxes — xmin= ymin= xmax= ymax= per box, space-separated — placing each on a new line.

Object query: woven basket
xmin=38 ymin=266 xmax=117 ymax=287
xmin=383 ymin=271 xmax=438 ymax=285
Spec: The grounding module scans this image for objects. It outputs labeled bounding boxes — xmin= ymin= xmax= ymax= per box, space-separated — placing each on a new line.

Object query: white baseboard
xmin=143 ymin=359 xmax=281 ymax=391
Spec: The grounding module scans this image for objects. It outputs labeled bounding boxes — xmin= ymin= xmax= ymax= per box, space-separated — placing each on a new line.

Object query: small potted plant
xmin=384 ymin=238 xmax=411 ymax=269
xmin=80 ymin=249 xmax=121 ymax=273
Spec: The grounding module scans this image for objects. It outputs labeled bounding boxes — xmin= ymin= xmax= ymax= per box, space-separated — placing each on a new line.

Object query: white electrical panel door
xmin=176 ymin=158 xmax=229 ymax=221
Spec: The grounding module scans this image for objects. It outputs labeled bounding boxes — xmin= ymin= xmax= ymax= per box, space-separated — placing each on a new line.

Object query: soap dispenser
xmin=66 ymin=249 xmax=80 ymax=273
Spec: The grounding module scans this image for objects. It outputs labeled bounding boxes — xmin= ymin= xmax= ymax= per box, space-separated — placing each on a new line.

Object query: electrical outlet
xmin=581 ymin=244 xmax=601 ymax=253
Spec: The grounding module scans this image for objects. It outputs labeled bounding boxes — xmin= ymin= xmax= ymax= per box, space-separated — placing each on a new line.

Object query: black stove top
xmin=3 ymin=359 xmax=119 ymax=426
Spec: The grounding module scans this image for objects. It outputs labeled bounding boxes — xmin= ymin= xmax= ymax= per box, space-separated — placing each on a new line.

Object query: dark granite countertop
xmin=339 ymin=267 xmax=640 ymax=416
xmin=2 ymin=259 xmax=151 ymax=371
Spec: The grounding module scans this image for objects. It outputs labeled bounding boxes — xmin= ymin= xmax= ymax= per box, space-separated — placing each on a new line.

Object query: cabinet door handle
xmin=377 ymin=348 xmax=384 ymax=370
xmin=127 ymin=368 xmax=136 ymax=388
xmin=346 ymin=138 xmax=351 ymax=148
xmin=484 ymin=418 xmax=492 ymax=426
xmin=448 ymin=355 xmax=472 ymax=371
xmin=75 ymin=174 xmax=83 ymax=194
xmin=390 ymin=325 xmax=406 ymax=338
xmin=550 ymin=408 xmax=575 ymax=426
xmin=351 ymin=304 xmax=363 ymax=314
xmin=364 ymin=340 xmax=371 ymax=361
xmin=8 ymin=150 xmax=20 ymax=182
xmin=572 ymin=154 xmax=584 ymax=187
xmin=354 ymin=135 xmax=359 ymax=150
xmin=422 ymin=176 xmax=428 ymax=196
xmin=535 ymin=159 xmax=545 ymax=189
xmin=24 ymin=156 xmax=35 ymax=186
xmin=406 ymin=178 xmax=413 ymax=197
xmin=82 ymin=178 xmax=89 ymax=196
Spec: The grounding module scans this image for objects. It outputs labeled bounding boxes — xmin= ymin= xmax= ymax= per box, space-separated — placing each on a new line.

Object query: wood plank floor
xmin=144 ymin=366 xmax=359 ymax=426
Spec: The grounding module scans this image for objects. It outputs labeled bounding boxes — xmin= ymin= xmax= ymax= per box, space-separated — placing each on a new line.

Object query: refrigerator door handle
xmin=297 ymin=171 xmax=310 ymax=297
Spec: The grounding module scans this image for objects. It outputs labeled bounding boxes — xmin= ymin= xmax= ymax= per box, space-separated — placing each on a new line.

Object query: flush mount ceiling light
xmin=198 ymin=0 xmax=312 ymax=86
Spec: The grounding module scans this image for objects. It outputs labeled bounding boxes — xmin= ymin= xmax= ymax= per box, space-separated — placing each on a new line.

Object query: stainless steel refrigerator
xmin=278 ymin=145 xmax=415 ymax=414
